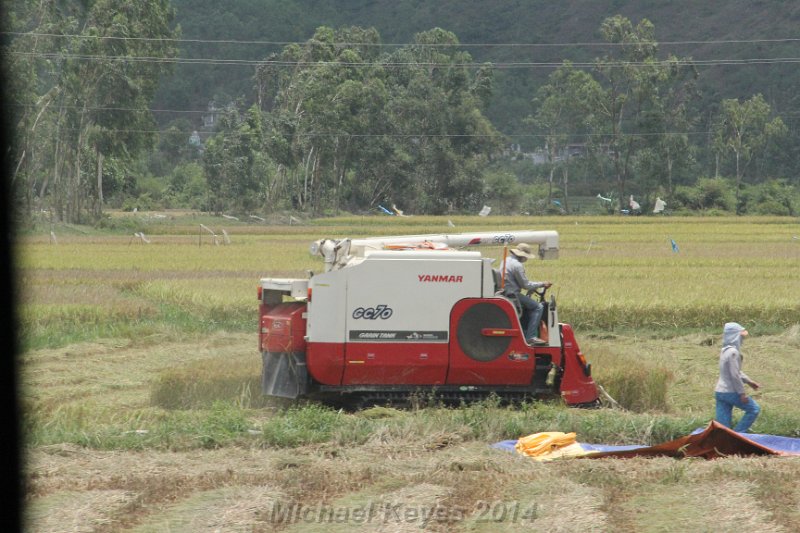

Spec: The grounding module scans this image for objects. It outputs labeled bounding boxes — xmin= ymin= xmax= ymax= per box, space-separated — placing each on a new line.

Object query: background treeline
xmin=5 ymin=1 xmax=800 ymax=224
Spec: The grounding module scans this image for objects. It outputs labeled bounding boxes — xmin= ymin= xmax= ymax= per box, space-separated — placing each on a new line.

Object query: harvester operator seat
xmin=493 ymin=268 xmax=523 ymax=317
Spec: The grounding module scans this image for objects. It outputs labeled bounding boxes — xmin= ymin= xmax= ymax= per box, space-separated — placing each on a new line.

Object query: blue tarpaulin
xmin=493 ymin=440 xmax=645 ymax=454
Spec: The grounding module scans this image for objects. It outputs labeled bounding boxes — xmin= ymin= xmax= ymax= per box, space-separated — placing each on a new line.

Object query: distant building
xmin=202 ymin=101 xmax=219 ymax=129
xmin=189 ymin=130 xmax=203 ymax=153
xmin=506 ymin=142 xmax=611 ymax=165
xmin=503 ymin=143 xmax=548 ymax=164
xmin=565 ymin=143 xmax=588 ymax=158
xmin=529 ymin=149 xmax=548 ymax=165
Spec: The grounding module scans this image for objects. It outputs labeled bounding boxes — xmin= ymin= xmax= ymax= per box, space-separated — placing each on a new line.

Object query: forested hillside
xmin=158 ymin=0 xmax=800 ymax=136
xmin=6 ymin=0 xmax=800 ymax=222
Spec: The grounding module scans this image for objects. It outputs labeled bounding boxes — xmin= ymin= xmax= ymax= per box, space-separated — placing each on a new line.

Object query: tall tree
xmin=253 ymin=26 xmax=501 ymax=215
xmin=713 ymin=94 xmax=787 ymax=212
xmin=204 ymin=105 xmax=268 ymax=214
xmin=638 ymin=56 xmax=698 ymax=197
xmin=383 ymin=28 xmax=502 ymax=214
xmin=6 ymin=2 xmax=77 ymax=219
xmin=7 ymin=0 xmax=177 ymax=223
xmin=530 ymin=62 xmax=603 ymax=212
xmin=593 ymin=16 xmax=664 ymax=211
xmin=260 ymin=26 xmax=387 ymax=214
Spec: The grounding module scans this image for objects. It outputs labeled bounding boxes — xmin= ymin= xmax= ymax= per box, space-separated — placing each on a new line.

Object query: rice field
xmin=18 ymin=214 xmax=800 ymax=349
xmin=17 ymin=213 xmax=800 ymax=532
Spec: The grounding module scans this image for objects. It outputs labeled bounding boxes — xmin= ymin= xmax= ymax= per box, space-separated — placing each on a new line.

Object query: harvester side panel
xmin=446 ymin=298 xmax=537 ymax=386
xmin=306 ymin=251 xmax=485 ymax=388
xmin=344 ymin=252 xmax=484 ymax=338
xmin=342 ymin=343 xmax=448 ymax=385
xmin=307 ymin=270 xmax=348 ymax=343
xmin=306 ymin=342 xmax=345 ymax=385
xmin=304 ymin=269 xmax=349 ymax=386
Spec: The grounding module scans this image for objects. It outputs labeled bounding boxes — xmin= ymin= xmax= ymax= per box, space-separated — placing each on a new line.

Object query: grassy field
xmin=18 ymin=213 xmax=800 ymax=532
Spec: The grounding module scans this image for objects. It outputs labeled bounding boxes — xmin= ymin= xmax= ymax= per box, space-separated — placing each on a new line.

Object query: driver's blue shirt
xmin=503 ymin=254 xmax=546 ymax=295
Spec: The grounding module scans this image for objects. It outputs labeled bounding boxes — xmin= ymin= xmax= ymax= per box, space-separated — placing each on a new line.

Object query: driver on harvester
xmin=503 ymin=243 xmax=552 ymax=345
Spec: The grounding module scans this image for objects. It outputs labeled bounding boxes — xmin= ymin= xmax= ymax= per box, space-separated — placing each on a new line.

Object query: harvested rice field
xmin=18 ymin=214 xmax=800 ymax=531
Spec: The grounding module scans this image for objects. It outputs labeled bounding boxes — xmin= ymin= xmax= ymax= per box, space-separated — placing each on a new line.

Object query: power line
xmin=9 ymin=103 xmax=208 ymax=114
xmin=9 ymin=50 xmax=800 ymax=68
xmin=12 ymin=102 xmax=800 ymax=120
xmin=5 ymin=31 xmax=800 ymax=48
xmin=39 ymin=127 xmax=717 ymax=138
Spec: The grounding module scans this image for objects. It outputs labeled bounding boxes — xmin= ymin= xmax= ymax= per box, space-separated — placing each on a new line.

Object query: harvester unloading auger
xmin=258 ymin=230 xmax=599 ymax=408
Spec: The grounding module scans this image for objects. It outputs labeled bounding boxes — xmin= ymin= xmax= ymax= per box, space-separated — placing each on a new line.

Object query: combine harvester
xmin=258 ymin=230 xmax=599 ymax=408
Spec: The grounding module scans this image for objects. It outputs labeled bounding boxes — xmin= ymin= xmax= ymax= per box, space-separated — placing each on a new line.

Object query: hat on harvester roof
xmin=510 ymin=243 xmax=534 ymax=259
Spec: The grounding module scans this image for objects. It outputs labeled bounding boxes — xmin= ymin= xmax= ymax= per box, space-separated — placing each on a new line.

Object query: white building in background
xmin=506 ymin=143 xmax=612 ymax=165
xmin=202 ymin=101 xmax=219 ymax=129
xmin=189 ymin=130 xmax=203 ymax=153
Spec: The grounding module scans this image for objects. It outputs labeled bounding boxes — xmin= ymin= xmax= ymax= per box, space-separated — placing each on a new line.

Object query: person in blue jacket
xmin=714 ymin=322 xmax=762 ymax=432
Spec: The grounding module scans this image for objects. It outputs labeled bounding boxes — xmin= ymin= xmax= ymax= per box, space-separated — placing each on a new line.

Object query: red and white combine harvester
xmin=258 ymin=230 xmax=599 ymax=407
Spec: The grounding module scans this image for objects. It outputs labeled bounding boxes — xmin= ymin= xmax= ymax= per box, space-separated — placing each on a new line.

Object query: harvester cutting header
xmin=258 ymin=230 xmax=599 ymax=407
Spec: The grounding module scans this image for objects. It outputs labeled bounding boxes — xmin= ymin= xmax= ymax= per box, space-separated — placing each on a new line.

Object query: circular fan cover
xmin=456 ymin=302 xmax=512 ymax=362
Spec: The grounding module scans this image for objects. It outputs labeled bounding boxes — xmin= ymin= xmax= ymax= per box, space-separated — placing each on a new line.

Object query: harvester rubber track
xmin=313 ymin=387 xmax=559 ymax=411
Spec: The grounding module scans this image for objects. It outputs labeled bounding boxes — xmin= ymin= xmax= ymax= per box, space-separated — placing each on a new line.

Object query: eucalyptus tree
xmin=256 ymin=26 xmax=387 ymax=214
xmin=634 ymin=55 xmax=698 ymax=200
xmin=203 ymin=105 xmax=268 ymax=214
xmin=7 ymin=0 xmax=177 ymax=223
xmin=593 ymin=16 xmax=682 ymax=211
xmin=713 ymin=94 xmax=787 ymax=211
xmin=255 ymin=26 xmax=501 ymax=215
xmin=381 ymin=28 xmax=502 ymax=214
xmin=6 ymin=2 xmax=78 ymax=219
xmin=529 ymin=62 xmax=603 ymax=212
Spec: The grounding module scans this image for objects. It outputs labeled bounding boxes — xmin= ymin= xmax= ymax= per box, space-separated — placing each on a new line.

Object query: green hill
xmin=157 ymin=0 xmax=800 ymax=140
